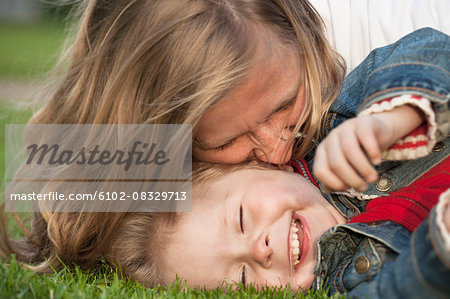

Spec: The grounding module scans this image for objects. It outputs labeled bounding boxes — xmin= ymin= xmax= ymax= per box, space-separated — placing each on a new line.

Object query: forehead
xmin=196 ymin=46 xmax=300 ymax=146
xmin=165 ymin=187 xmax=233 ymax=288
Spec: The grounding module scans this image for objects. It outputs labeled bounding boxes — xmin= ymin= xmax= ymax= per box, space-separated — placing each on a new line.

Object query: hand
xmin=313 ymin=105 xmax=425 ymax=192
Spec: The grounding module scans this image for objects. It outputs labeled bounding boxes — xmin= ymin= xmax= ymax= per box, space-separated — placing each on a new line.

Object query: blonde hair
xmin=32 ymin=0 xmax=344 ymax=159
xmin=1 ymin=0 xmax=345 ymax=287
xmin=0 ymin=205 xmax=176 ymax=287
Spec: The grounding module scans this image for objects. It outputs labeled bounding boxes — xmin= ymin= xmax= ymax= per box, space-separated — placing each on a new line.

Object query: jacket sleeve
xmin=353 ymin=28 xmax=450 ymax=113
xmin=346 ymin=190 xmax=450 ymax=298
xmin=332 ymin=28 xmax=450 ymax=161
xmin=326 ymin=28 xmax=450 ymax=137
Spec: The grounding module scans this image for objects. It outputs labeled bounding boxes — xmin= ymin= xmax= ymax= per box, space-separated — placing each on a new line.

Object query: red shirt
xmin=290 ymin=156 xmax=449 ymax=232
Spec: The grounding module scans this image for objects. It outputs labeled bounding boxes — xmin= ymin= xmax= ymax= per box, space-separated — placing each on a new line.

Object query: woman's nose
xmin=251 ymin=234 xmax=273 ymax=268
xmin=252 ymin=126 xmax=293 ymax=164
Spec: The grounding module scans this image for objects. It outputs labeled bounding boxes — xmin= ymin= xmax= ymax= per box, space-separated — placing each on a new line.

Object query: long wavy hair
xmin=31 ymin=0 xmax=344 ymax=158
xmin=1 ymin=0 xmax=344 ymax=287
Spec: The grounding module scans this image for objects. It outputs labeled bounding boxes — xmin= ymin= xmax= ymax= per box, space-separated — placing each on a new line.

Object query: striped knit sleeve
xmin=359 ymin=94 xmax=440 ymax=160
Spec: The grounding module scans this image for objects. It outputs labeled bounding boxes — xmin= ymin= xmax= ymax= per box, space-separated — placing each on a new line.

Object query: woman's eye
xmin=241 ymin=266 xmax=246 ymax=287
xmin=214 ymin=138 xmax=237 ymax=151
xmin=275 ymin=97 xmax=296 ymax=113
xmin=239 ymin=205 xmax=244 ymax=233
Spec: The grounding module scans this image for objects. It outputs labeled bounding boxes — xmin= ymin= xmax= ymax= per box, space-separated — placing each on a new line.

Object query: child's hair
xmin=0 ymin=163 xmax=272 ymax=287
xmin=32 ymin=0 xmax=344 ymax=160
xmin=0 ymin=206 xmax=177 ymax=287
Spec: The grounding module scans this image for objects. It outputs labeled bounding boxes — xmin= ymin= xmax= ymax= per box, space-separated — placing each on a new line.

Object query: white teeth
xmin=289 ymin=217 xmax=301 ymax=267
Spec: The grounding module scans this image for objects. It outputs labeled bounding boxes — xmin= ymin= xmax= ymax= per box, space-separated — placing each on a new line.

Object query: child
xmin=1 ymin=151 xmax=449 ymax=296
xmin=160 ymin=163 xmax=450 ymax=297
xmin=27 ymin=0 xmax=450 ymax=166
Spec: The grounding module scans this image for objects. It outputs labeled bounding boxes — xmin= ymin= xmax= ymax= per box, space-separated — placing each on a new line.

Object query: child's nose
xmin=250 ymin=234 xmax=273 ymax=268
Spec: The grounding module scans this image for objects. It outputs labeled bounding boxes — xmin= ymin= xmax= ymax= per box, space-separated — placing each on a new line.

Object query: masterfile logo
xmin=4 ymin=124 xmax=192 ymax=213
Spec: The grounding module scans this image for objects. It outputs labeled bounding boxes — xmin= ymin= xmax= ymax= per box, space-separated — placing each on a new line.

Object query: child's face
xmin=165 ymin=169 xmax=346 ymax=290
xmin=193 ymin=43 xmax=305 ymax=165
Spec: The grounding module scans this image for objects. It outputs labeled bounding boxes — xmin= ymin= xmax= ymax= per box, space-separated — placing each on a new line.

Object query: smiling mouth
xmin=289 ymin=213 xmax=304 ymax=271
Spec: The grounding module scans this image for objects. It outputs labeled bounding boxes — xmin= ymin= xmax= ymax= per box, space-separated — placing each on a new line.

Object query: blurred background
xmin=0 ymin=0 xmax=75 ymax=103
xmin=0 ymin=1 xmax=76 ymax=220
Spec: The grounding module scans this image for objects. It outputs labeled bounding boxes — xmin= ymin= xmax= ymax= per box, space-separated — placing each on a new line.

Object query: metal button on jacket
xmin=355 ymin=256 xmax=370 ymax=274
xmin=375 ymin=176 xmax=393 ymax=192
xmin=432 ymin=141 xmax=445 ymax=152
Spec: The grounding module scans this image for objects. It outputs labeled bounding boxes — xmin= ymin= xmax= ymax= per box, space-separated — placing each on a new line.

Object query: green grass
xmin=0 ymin=102 xmax=34 ymax=241
xmin=0 ymin=256 xmax=343 ymax=299
xmin=0 ymin=20 xmax=67 ymax=79
xmin=0 ymin=102 xmax=34 ymax=181
xmin=0 ymin=109 xmax=341 ymax=298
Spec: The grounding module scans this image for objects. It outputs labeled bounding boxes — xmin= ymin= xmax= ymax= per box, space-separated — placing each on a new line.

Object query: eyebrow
xmin=222 ymin=192 xmax=242 ymax=285
xmin=197 ymin=85 xmax=300 ymax=150
xmin=221 ymin=192 xmax=241 ymax=283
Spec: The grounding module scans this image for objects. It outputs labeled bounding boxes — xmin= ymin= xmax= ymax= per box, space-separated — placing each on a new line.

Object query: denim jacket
xmin=307 ymin=28 xmax=450 ymax=194
xmin=305 ymin=28 xmax=450 ymax=298
xmin=312 ymin=206 xmax=450 ymax=298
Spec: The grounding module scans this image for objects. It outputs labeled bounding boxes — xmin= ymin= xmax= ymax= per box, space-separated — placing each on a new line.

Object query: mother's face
xmin=194 ymin=46 xmax=305 ymax=165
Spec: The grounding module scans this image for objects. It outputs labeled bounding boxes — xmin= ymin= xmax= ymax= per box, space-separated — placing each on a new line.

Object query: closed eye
xmin=241 ymin=266 xmax=246 ymax=288
xmin=272 ymin=96 xmax=296 ymax=114
xmin=212 ymin=97 xmax=296 ymax=152
xmin=214 ymin=137 xmax=237 ymax=151
xmin=239 ymin=205 xmax=244 ymax=233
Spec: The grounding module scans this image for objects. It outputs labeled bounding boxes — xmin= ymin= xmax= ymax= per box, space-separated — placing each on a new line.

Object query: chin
xmin=292 ymin=272 xmax=316 ymax=292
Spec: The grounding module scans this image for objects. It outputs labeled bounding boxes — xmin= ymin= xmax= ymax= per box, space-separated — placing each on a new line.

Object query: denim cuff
xmin=360 ymin=63 xmax=449 ymax=110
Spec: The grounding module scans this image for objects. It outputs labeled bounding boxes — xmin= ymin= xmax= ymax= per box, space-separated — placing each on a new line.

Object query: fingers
xmin=313 ymin=119 xmax=380 ymax=192
xmin=343 ymin=130 xmax=379 ymax=185
xmin=328 ymin=133 xmax=370 ymax=191
xmin=357 ymin=121 xmax=382 ymax=166
xmin=314 ymin=144 xmax=352 ymax=191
